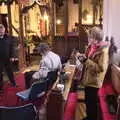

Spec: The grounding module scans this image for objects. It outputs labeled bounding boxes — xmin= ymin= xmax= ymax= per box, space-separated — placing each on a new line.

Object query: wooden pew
xmin=111 ymin=64 xmax=120 ymax=120
xmin=98 ymin=64 xmax=120 ymax=120
xmin=46 ymin=65 xmax=76 ymax=120
xmin=111 ymin=64 xmax=120 ymax=94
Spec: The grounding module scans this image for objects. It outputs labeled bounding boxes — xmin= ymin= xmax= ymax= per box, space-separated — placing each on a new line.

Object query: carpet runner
xmin=63 ymin=92 xmax=77 ymax=120
xmin=0 ymin=73 xmax=44 ymax=108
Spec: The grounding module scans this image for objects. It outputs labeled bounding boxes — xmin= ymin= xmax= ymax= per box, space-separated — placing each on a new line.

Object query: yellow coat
xmin=81 ymin=46 xmax=109 ymax=88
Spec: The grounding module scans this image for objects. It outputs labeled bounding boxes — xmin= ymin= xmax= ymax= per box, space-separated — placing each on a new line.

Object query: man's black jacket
xmin=0 ymin=34 xmax=16 ymax=62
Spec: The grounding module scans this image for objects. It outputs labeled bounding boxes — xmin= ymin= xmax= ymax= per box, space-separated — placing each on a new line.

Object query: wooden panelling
xmin=52 ymin=35 xmax=88 ymax=57
xmin=111 ymin=64 xmax=120 ymax=94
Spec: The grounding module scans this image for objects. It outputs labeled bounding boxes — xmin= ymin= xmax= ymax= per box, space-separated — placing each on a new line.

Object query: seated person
xmin=25 ymin=42 xmax=62 ymax=89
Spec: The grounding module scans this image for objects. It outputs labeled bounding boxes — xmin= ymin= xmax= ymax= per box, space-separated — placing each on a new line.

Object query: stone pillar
xmin=49 ymin=0 xmax=55 ymax=44
xmin=64 ymin=0 xmax=68 ymax=55
xmin=18 ymin=3 xmax=26 ymax=70
xmin=7 ymin=1 xmax=12 ymax=35
xmin=103 ymin=0 xmax=120 ymax=48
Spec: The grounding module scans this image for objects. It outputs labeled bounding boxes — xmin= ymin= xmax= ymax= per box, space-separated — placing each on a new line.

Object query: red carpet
xmin=0 ymin=73 xmax=44 ymax=108
xmin=63 ymin=92 xmax=77 ymax=120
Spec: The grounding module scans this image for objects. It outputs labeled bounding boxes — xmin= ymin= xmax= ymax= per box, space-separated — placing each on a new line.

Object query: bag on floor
xmin=106 ymin=94 xmax=117 ymax=115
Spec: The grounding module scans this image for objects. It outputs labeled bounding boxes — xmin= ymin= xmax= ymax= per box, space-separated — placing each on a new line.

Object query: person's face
xmin=0 ymin=27 xmax=5 ymax=37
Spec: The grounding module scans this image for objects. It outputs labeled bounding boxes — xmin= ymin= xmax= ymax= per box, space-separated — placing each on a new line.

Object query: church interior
xmin=0 ymin=0 xmax=120 ymax=120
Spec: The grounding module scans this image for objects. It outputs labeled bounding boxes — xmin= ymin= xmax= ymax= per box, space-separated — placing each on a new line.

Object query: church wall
xmin=103 ymin=0 xmax=120 ymax=48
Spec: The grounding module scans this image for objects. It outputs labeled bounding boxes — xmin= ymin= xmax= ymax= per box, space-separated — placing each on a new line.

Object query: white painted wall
xmin=103 ymin=0 xmax=120 ymax=48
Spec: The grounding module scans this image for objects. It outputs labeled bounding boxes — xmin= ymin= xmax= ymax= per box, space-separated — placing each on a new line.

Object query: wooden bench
xmin=46 ymin=65 xmax=76 ymax=120
xmin=111 ymin=65 xmax=120 ymax=120
xmin=98 ymin=64 xmax=120 ymax=120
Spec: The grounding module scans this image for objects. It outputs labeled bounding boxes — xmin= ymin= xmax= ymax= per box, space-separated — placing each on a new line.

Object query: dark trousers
xmin=25 ymin=70 xmax=58 ymax=89
xmin=0 ymin=61 xmax=16 ymax=89
xmin=84 ymin=86 xmax=100 ymax=120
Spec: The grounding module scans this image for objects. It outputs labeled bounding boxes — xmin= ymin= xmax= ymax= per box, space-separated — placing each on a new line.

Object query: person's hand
xmin=78 ymin=55 xmax=87 ymax=62
xmin=10 ymin=58 xmax=18 ymax=62
xmin=10 ymin=58 xmax=15 ymax=62
xmin=76 ymin=53 xmax=85 ymax=58
xmin=75 ymin=52 xmax=81 ymax=58
xmin=14 ymin=58 xmax=18 ymax=61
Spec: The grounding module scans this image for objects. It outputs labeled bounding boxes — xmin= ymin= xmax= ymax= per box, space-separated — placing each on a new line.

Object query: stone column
xmin=64 ymin=0 xmax=68 ymax=55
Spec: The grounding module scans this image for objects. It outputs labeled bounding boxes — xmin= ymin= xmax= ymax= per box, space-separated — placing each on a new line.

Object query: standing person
xmin=25 ymin=42 xmax=62 ymax=89
xmin=78 ymin=27 xmax=109 ymax=120
xmin=109 ymin=36 xmax=117 ymax=64
xmin=0 ymin=24 xmax=17 ymax=92
xmin=104 ymin=36 xmax=117 ymax=82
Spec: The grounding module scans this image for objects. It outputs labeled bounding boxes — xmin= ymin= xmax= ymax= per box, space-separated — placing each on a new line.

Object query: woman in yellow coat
xmin=79 ymin=27 xmax=109 ymax=120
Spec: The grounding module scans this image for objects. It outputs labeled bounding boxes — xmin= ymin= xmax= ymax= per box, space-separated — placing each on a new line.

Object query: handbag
xmin=106 ymin=94 xmax=117 ymax=115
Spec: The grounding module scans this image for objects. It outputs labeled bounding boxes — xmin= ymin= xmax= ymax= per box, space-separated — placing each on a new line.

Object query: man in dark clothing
xmin=109 ymin=36 xmax=117 ymax=64
xmin=0 ymin=24 xmax=17 ymax=92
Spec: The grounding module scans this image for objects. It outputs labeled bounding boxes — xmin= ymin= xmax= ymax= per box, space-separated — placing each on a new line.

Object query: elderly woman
xmin=25 ymin=42 xmax=62 ymax=89
xmin=79 ymin=27 xmax=109 ymax=120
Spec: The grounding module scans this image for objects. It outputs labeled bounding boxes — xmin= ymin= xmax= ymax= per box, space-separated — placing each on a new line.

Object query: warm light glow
xmin=0 ymin=2 xmax=7 ymax=14
xmin=2 ymin=2 xmax=5 ymax=6
xmin=82 ymin=14 xmax=93 ymax=24
xmin=86 ymin=15 xmax=93 ymax=23
xmin=44 ymin=14 xmax=48 ymax=21
xmin=56 ymin=19 xmax=62 ymax=25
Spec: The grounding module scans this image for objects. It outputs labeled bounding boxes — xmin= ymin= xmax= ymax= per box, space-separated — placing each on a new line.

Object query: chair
xmin=0 ymin=103 xmax=39 ymax=120
xmin=16 ymin=80 xmax=47 ymax=101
